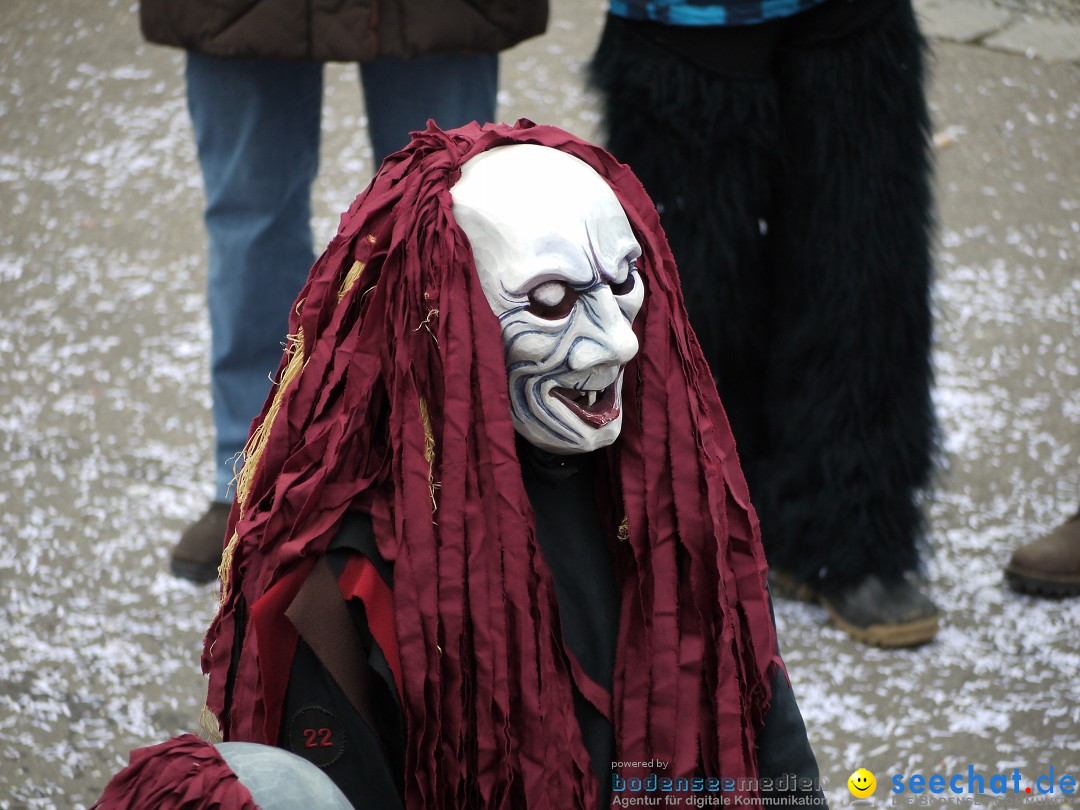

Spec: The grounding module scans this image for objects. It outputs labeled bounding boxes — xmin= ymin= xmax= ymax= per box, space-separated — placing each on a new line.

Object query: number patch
xmin=288 ymin=706 xmax=345 ymax=767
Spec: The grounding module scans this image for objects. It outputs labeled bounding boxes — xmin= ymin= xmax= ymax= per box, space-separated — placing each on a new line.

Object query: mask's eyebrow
xmin=582 ymin=225 xmax=609 ymax=287
xmin=583 ymin=222 xmax=639 ymax=286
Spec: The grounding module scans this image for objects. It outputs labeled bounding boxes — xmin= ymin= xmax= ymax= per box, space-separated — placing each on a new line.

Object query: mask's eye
xmin=610 ymin=261 xmax=639 ymax=296
xmin=526 ymin=281 xmax=579 ymax=320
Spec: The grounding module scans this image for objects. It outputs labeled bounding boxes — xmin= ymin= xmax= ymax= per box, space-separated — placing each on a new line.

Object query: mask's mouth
xmin=551 ymin=378 xmax=621 ymax=428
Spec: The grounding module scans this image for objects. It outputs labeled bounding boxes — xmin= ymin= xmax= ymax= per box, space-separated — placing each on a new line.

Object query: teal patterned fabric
xmin=609 ymin=0 xmax=830 ymax=26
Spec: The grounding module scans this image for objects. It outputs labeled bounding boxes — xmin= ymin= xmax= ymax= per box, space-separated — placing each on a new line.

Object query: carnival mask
xmin=451 ymin=144 xmax=643 ymax=454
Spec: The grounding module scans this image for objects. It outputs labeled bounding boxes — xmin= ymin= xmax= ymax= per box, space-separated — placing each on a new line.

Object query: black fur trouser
xmin=590 ymin=0 xmax=937 ymax=595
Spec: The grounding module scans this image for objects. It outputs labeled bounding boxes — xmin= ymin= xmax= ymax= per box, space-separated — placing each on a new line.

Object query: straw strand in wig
xmin=202 ymin=120 xmax=779 ymax=809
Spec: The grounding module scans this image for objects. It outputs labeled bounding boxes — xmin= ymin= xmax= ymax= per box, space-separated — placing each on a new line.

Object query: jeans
xmin=185 ymin=52 xmax=498 ymax=501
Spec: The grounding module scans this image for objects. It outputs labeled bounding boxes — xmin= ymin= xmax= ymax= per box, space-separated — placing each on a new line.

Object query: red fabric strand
xmin=202 ymin=120 xmax=777 ymax=808
xmin=252 ymin=559 xmax=310 ymax=743
xmin=339 ymin=554 xmax=403 ymax=699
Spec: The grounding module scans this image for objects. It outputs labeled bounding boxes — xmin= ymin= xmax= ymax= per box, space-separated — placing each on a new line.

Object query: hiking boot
xmin=771 ymin=570 xmax=939 ymax=647
xmin=170 ymin=501 xmax=231 ymax=583
xmin=1005 ymin=510 xmax=1080 ymax=598
xmin=819 ymin=575 xmax=939 ymax=647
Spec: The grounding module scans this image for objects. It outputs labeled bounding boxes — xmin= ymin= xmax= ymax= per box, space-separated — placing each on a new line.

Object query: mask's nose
xmin=567 ymin=289 xmax=639 ymax=371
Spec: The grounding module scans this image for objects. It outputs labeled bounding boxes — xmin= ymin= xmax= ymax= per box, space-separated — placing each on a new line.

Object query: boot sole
xmin=821 ymin=601 xmax=939 ymax=648
xmin=771 ymin=570 xmax=939 ymax=647
xmin=1004 ymin=567 xmax=1080 ymax=598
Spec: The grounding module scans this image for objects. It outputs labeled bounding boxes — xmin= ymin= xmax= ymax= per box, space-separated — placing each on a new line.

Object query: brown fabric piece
xmin=285 ymin=557 xmax=375 ymax=731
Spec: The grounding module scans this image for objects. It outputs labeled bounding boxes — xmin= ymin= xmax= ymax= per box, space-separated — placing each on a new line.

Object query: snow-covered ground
xmin=1 ymin=1 xmax=1076 ymax=807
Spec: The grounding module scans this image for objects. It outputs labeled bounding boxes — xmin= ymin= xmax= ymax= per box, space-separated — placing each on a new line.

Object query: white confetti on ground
xmin=0 ymin=2 xmax=1077 ymax=808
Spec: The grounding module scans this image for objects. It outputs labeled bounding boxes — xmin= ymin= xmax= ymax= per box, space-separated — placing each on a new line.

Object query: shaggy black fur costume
xmin=590 ymin=0 xmax=937 ymax=596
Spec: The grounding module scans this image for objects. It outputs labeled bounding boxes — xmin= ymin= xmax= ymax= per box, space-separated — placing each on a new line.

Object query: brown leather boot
xmin=169 ymin=502 xmax=231 ymax=583
xmin=1005 ymin=510 xmax=1080 ymax=597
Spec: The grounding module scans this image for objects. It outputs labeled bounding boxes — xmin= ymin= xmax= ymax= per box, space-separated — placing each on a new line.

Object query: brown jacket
xmin=140 ymin=0 xmax=549 ymax=62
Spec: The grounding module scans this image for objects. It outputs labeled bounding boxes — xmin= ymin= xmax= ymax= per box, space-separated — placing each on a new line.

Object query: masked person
xmin=198 ymin=121 xmax=825 ymax=808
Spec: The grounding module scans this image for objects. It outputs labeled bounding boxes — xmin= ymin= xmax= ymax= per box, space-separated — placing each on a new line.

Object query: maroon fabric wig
xmin=92 ymin=735 xmax=257 ymax=810
xmin=203 ymin=120 xmax=779 ymax=808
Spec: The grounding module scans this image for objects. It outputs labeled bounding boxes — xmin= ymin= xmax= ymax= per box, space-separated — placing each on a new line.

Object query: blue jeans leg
xmin=185 ymin=54 xmax=323 ymax=502
xmin=361 ymin=52 xmax=499 ymax=164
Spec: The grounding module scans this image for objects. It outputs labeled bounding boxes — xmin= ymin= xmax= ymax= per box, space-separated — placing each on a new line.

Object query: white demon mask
xmin=451 ymin=144 xmax=644 ymax=454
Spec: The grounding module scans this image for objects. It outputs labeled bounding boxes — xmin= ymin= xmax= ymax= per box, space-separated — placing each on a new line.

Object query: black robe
xmin=277 ymin=444 xmax=826 ymax=808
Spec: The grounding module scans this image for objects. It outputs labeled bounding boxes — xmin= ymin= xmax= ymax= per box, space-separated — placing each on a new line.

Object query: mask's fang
xmin=550 ymin=380 xmax=622 ymax=429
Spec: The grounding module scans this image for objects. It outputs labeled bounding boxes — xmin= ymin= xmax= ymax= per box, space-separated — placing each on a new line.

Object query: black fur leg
xmin=759 ymin=0 xmax=938 ymax=592
xmin=589 ymin=4 xmax=938 ymax=596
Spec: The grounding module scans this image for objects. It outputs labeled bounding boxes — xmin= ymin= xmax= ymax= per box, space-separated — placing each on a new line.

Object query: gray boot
xmin=771 ymin=569 xmax=939 ymax=647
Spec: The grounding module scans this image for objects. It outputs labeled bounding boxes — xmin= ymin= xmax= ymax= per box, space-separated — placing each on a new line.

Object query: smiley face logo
xmin=848 ymin=768 xmax=876 ymax=798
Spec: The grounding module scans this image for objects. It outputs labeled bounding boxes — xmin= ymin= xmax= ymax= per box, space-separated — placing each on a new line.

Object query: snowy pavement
xmin=1 ymin=1 xmax=1077 ymax=807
